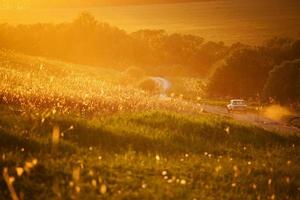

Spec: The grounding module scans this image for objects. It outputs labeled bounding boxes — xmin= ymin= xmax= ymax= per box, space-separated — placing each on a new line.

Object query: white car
xmin=227 ymin=99 xmax=247 ymax=113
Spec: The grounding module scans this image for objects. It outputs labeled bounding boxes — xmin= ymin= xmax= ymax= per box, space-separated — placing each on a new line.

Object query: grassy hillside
xmin=0 ymin=51 xmax=299 ymax=199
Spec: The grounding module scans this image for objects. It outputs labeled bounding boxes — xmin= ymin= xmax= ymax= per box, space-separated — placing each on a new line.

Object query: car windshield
xmin=232 ymin=101 xmax=245 ymax=105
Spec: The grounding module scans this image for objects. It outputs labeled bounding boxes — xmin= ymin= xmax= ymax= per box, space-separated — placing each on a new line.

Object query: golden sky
xmin=0 ymin=0 xmax=206 ymax=8
xmin=0 ymin=0 xmax=297 ymax=9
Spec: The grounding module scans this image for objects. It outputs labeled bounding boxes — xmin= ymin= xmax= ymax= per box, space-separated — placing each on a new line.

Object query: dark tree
xmin=207 ymin=47 xmax=272 ymax=98
xmin=263 ymin=59 xmax=300 ymax=103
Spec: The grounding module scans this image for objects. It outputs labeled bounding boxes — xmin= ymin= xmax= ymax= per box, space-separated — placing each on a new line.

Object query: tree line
xmin=1 ymin=12 xmax=299 ymax=104
xmin=207 ymin=38 xmax=300 ymax=104
xmin=0 ymin=12 xmax=228 ymax=76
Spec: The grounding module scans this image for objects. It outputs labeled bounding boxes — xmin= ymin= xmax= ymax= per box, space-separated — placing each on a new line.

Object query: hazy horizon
xmin=1 ymin=0 xmax=300 ymax=44
xmin=0 ymin=0 xmax=217 ymax=8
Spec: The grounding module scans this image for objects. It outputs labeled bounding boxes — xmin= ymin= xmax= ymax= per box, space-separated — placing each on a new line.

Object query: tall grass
xmin=0 ymin=51 xmax=299 ymax=199
xmin=0 ymin=50 xmax=204 ymax=117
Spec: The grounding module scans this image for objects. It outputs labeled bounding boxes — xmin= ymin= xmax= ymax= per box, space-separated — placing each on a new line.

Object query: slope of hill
xmin=0 ymin=51 xmax=299 ymax=199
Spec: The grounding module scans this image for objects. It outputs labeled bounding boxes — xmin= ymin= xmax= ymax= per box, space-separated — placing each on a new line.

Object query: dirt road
xmin=201 ymin=104 xmax=300 ymax=135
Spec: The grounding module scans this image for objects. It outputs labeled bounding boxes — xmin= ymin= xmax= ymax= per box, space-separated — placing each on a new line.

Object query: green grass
xmin=0 ymin=105 xmax=299 ymax=200
xmin=0 ymin=50 xmax=299 ymax=199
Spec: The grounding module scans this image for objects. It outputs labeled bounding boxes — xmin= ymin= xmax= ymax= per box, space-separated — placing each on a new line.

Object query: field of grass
xmin=0 ymin=50 xmax=300 ymax=199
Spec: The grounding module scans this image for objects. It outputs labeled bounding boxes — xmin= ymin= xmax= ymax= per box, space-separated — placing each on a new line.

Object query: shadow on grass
xmin=2 ymin=108 xmax=298 ymax=156
xmin=49 ymin=111 xmax=300 ymax=155
xmin=119 ymin=112 xmax=300 ymax=147
xmin=0 ymin=128 xmax=76 ymax=155
xmin=57 ymin=122 xmax=178 ymax=154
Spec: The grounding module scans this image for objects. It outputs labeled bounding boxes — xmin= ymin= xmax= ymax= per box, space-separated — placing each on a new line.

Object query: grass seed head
xmin=180 ymin=179 xmax=186 ymax=185
xmin=100 ymin=184 xmax=107 ymax=194
xmin=16 ymin=167 xmax=24 ymax=177
xmin=52 ymin=126 xmax=60 ymax=145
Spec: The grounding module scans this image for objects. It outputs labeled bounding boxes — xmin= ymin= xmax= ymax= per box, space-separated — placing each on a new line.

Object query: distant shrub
xmin=138 ymin=78 xmax=159 ymax=93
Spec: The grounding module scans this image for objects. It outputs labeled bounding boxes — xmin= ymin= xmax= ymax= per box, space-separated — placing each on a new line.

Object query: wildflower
xmin=162 ymin=171 xmax=167 ymax=176
xmin=88 ymin=170 xmax=94 ymax=176
xmin=225 ymin=127 xmax=230 ymax=134
xmin=155 ymin=155 xmax=160 ymax=161
xmin=180 ymin=179 xmax=186 ymax=185
xmin=231 ymin=183 xmax=236 ymax=187
xmin=270 ymin=194 xmax=275 ymax=200
xmin=257 ymin=195 xmax=261 ymax=200
xmin=233 ymin=165 xmax=239 ymax=177
xmin=91 ymin=179 xmax=97 ymax=187
xmin=24 ymin=161 xmax=34 ymax=173
xmin=215 ymin=165 xmax=222 ymax=173
xmin=52 ymin=126 xmax=60 ymax=145
xmin=69 ymin=181 xmax=74 ymax=187
xmin=75 ymin=186 xmax=80 ymax=193
xmin=100 ymin=184 xmax=107 ymax=194
xmin=285 ymin=177 xmax=290 ymax=184
xmin=3 ymin=167 xmax=19 ymax=200
xmin=9 ymin=177 xmax=15 ymax=184
xmin=268 ymin=179 xmax=272 ymax=186
xmin=72 ymin=166 xmax=81 ymax=182
xmin=141 ymin=183 xmax=147 ymax=189
xmin=98 ymin=177 xmax=103 ymax=183
xmin=16 ymin=167 xmax=24 ymax=177
xmin=32 ymin=159 xmax=38 ymax=166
